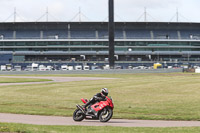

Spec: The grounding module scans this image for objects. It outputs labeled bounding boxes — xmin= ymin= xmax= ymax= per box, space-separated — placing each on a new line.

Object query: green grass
xmin=0 ymin=77 xmax=51 ymax=83
xmin=1 ymin=122 xmax=200 ymax=133
xmin=0 ymin=73 xmax=200 ymax=121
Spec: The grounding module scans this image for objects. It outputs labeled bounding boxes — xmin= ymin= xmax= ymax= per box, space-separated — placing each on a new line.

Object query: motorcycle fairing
xmin=91 ymin=100 xmax=109 ymax=112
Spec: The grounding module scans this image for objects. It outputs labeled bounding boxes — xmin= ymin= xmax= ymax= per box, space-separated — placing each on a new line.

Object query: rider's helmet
xmin=101 ymin=88 xmax=108 ymax=97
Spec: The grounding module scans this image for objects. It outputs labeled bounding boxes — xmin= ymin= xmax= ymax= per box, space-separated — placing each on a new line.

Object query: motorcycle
xmin=73 ymin=96 xmax=114 ymax=122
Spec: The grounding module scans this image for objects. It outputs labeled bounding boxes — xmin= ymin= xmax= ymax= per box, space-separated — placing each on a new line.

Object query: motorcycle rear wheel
xmin=99 ymin=107 xmax=113 ymax=122
xmin=73 ymin=109 xmax=85 ymax=121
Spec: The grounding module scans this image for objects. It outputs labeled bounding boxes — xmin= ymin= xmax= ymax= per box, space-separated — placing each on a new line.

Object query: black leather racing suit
xmin=83 ymin=93 xmax=106 ymax=109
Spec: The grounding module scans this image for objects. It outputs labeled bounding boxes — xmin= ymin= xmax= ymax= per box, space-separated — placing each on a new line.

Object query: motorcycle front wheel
xmin=99 ymin=107 xmax=113 ymax=122
xmin=73 ymin=109 xmax=85 ymax=121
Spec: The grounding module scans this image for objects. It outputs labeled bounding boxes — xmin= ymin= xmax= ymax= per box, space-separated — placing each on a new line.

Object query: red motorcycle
xmin=73 ymin=96 xmax=114 ymax=122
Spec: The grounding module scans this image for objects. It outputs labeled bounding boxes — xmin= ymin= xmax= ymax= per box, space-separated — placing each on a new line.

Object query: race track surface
xmin=1 ymin=113 xmax=200 ymax=127
xmin=0 ymin=76 xmax=115 ymax=86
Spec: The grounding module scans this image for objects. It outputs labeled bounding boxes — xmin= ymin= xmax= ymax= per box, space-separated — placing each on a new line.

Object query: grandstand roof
xmin=0 ymin=22 xmax=200 ymax=30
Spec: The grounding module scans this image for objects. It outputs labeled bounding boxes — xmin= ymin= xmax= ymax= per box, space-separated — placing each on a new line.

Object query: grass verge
xmin=0 ymin=73 xmax=200 ymax=120
xmin=1 ymin=122 xmax=200 ymax=133
xmin=0 ymin=77 xmax=51 ymax=83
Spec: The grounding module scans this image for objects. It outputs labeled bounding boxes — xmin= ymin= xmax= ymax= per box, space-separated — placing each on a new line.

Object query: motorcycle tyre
xmin=73 ymin=109 xmax=85 ymax=121
xmin=99 ymin=107 xmax=113 ymax=122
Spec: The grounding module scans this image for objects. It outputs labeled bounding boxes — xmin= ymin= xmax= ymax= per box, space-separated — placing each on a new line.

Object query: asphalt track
xmin=0 ymin=76 xmax=115 ymax=86
xmin=1 ymin=113 xmax=200 ymax=127
xmin=0 ymin=76 xmax=200 ymax=127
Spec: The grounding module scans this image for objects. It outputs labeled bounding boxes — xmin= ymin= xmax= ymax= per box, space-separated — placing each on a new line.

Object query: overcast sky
xmin=0 ymin=0 xmax=200 ymax=22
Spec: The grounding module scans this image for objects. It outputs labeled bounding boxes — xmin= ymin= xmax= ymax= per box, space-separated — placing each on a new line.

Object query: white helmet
xmin=101 ymin=88 xmax=108 ymax=96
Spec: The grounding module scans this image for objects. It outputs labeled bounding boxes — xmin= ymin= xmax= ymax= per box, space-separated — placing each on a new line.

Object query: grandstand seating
xmin=153 ymin=30 xmax=178 ymax=39
xmin=16 ymin=30 xmax=40 ymax=39
xmin=71 ymin=30 xmax=95 ymax=39
xmin=98 ymin=30 xmax=108 ymax=39
xmin=1 ymin=29 xmax=200 ymax=40
xmin=93 ymin=30 xmax=123 ymax=39
xmin=43 ymin=30 xmax=68 ymax=39
xmin=125 ymin=30 xmax=151 ymax=39
xmin=0 ymin=30 xmax=13 ymax=39
xmin=115 ymin=30 xmax=124 ymax=39
xmin=180 ymin=30 xmax=200 ymax=39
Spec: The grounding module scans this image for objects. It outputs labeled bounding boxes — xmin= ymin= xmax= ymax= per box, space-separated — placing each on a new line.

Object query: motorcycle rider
xmin=78 ymin=88 xmax=109 ymax=113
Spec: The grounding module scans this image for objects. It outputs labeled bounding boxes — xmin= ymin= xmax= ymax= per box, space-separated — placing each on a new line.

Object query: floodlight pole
xmin=108 ymin=0 xmax=115 ymax=69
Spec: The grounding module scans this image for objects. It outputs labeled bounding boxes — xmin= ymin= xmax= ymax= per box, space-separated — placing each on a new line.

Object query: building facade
xmin=0 ymin=22 xmax=200 ymax=68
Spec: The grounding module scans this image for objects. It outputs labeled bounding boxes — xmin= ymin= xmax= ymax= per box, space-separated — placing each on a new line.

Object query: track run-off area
xmin=0 ymin=76 xmax=200 ymax=127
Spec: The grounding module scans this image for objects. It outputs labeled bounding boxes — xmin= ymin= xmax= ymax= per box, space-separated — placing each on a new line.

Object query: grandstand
xmin=0 ymin=21 xmax=200 ymax=69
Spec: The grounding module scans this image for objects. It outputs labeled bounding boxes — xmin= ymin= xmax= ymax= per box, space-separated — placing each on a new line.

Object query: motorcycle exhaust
xmin=76 ymin=104 xmax=86 ymax=114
